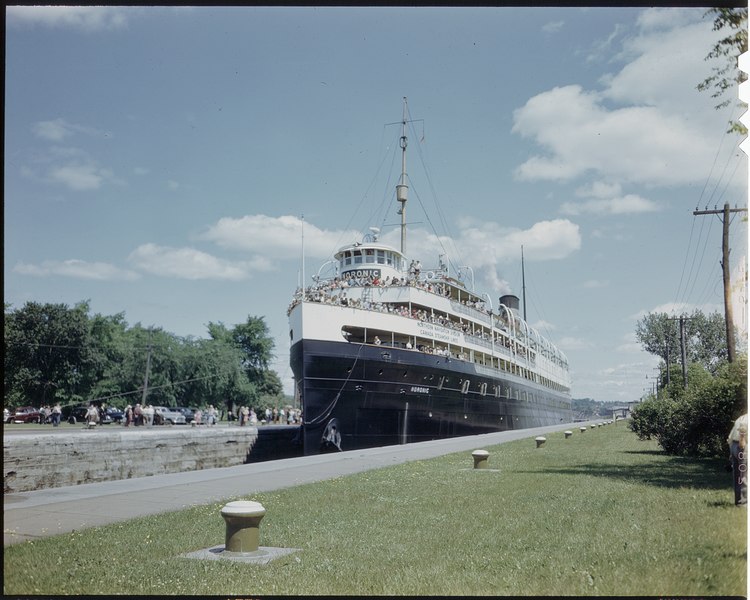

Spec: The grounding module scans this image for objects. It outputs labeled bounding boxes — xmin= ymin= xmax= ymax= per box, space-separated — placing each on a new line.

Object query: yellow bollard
xmin=221 ymin=501 xmax=266 ymax=553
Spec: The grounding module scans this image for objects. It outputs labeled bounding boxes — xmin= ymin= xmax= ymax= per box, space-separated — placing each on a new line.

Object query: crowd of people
xmin=234 ymin=406 xmax=302 ymax=426
xmin=35 ymin=404 xmax=63 ymax=426
xmin=290 ymin=277 xmax=527 ymax=355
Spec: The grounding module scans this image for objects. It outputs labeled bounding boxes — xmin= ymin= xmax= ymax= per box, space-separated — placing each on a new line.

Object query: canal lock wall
xmin=3 ymin=427 xmax=261 ymax=493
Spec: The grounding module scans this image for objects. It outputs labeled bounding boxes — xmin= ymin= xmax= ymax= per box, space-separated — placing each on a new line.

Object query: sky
xmin=5 ymin=6 xmax=748 ymax=404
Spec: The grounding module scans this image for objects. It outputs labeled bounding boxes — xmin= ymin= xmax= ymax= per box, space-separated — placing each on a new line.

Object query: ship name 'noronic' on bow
xmin=288 ymin=99 xmax=572 ymax=455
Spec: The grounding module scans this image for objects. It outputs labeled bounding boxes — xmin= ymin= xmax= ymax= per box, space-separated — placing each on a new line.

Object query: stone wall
xmin=3 ymin=427 xmax=258 ymax=493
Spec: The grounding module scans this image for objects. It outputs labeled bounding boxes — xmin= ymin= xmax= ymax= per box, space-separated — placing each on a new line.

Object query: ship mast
xmin=521 ymin=245 xmax=527 ymax=321
xmin=396 ymin=97 xmax=409 ymax=255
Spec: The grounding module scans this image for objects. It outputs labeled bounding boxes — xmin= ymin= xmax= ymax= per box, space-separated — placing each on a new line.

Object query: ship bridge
xmin=335 ymin=241 xmax=408 ymax=283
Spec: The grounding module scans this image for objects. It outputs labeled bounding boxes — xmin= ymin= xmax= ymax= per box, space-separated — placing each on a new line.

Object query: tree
xmin=179 ymin=336 xmax=255 ymax=412
xmin=635 ymin=310 xmax=727 ymax=374
xmin=85 ymin=311 xmax=129 ymax=404
xmin=4 ymin=301 xmax=93 ymax=406
xmin=205 ymin=316 xmax=283 ymax=413
xmin=4 ymin=302 xmax=285 ymax=414
xmin=698 ymin=7 xmax=748 ymax=134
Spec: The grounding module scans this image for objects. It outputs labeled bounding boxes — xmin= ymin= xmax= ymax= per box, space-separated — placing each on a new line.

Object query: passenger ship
xmin=288 ymin=100 xmax=572 ymax=455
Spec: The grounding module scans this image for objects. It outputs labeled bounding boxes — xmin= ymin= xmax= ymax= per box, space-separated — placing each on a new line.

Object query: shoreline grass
xmin=3 ymin=425 xmax=747 ymax=596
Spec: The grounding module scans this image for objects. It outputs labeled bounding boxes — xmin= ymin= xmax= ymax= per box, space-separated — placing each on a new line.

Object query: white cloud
xmin=7 ymin=6 xmax=128 ymax=31
xmin=202 ymin=214 xmax=361 ymax=261
xmin=32 ymin=118 xmax=110 ymax=141
xmin=575 ymin=181 xmax=623 ymax=199
xmin=445 ymin=217 xmax=582 ymax=264
xmin=49 ymin=163 xmax=114 ymax=191
xmin=203 ymin=213 xmax=581 ymax=294
xmin=530 ymin=319 xmax=556 ymax=332
xmin=14 ymin=259 xmax=139 ymax=281
xmin=128 ymin=243 xmax=272 ymax=281
xmin=616 ymin=332 xmax=643 ymax=353
xmin=636 ymin=7 xmax=699 ymax=31
xmin=558 ymin=336 xmax=594 ymax=351
xmin=560 ymin=194 xmax=659 ymax=216
xmin=33 ymin=119 xmax=74 ymax=141
xmin=542 ymin=21 xmax=564 ymax=34
xmin=512 ymin=85 xmax=713 ymax=186
xmin=512 ymin=14 xmax=740 ymax=190
xmin=601 ymin=15 xmax=720 ymax=117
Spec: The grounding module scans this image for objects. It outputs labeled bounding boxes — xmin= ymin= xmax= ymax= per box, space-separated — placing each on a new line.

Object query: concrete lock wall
xmin=3 ymin=428 xmax=259 ymax=493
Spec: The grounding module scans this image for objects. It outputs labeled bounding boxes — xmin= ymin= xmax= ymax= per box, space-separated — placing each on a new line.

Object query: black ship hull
xmin=291 ymin=339 xmax=572 ymax=455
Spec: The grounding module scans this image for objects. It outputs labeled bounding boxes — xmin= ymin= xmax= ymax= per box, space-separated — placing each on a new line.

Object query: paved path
xmin=4 ymin=421 xmax=591 ymax=546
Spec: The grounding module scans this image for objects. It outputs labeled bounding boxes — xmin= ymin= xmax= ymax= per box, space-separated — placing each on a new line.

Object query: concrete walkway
xmin=4 ymin=421 xmax=592 ymax=546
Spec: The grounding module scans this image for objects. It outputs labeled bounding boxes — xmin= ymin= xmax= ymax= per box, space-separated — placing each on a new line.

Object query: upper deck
xmin=288 ymin=245 xmax=570 ymax=393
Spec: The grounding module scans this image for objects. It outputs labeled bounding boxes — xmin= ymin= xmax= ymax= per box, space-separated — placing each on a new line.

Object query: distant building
xmin=612 ymin=402 xmax=639 ymax=419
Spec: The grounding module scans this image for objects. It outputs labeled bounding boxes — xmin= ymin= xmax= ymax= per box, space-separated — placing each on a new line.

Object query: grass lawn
xmin=3 ymin=424 xmax=747 ymax=596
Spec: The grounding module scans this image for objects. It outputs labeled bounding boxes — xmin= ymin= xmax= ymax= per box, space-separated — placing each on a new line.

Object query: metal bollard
xmin=564 ymin=430 xmax=573 ymax=439
xmin=472 ymin=449 xmax=490 ymax=469
xmin=220 ymin=501 xmax=266 ymax=553
xmin=535 ymin=436 xmax=546 ymax=448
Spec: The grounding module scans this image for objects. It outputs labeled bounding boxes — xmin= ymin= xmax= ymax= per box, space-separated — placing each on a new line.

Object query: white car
xmin=153 ymin=406 xmax=186 ymax=425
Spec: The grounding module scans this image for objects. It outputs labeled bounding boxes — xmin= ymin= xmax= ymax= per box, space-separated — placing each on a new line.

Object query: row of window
xmin=340 ymin=248 xmax=405 ymax=269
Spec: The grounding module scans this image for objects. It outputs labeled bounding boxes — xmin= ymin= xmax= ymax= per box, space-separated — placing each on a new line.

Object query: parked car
xmin=153 ymin=406 xmax=186 ymax=425
xmin=104 ymin=407 xmax=124 ymax=423
xmin=13 ymin=406 xmax=42 ymax=423
xmin=62 ymin=405 xmax=89 ymax=424
xmin=62 ymin=405 xmax=112 ymax=424
xmin=4 ymin=408 xmax=13 ymax=423
xmin=174 ymin=406 xmax=196 ymax=423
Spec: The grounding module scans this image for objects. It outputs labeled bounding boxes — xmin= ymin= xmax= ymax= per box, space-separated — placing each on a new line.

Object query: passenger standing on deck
xmin=144 ymin=404 xmax=154 ymax=427
xmin=241 ymin=406 xmax=250 ymax=425
xmin=124 ymin=405 xmax=133 ymax=427
xmin=728 ymin=413 xmax=748 ymax=506
xmin=134 ymin=403 xmax=143 ymax=426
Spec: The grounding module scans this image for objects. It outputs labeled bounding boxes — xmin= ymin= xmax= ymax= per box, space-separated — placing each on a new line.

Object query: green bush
xmin=630 ymin=355 xmax=747 ymax=457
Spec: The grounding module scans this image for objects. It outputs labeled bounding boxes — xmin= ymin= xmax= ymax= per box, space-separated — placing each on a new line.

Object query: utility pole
xmin=668 ymin=315 xmax=689 ymax=389
xmin=141 ymin=333 xmax=152 ymax=406
xmin=679 ymin=316 xmax=688 ymax=389
xmin=693 ymin=203 xmax=748 ymax=363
